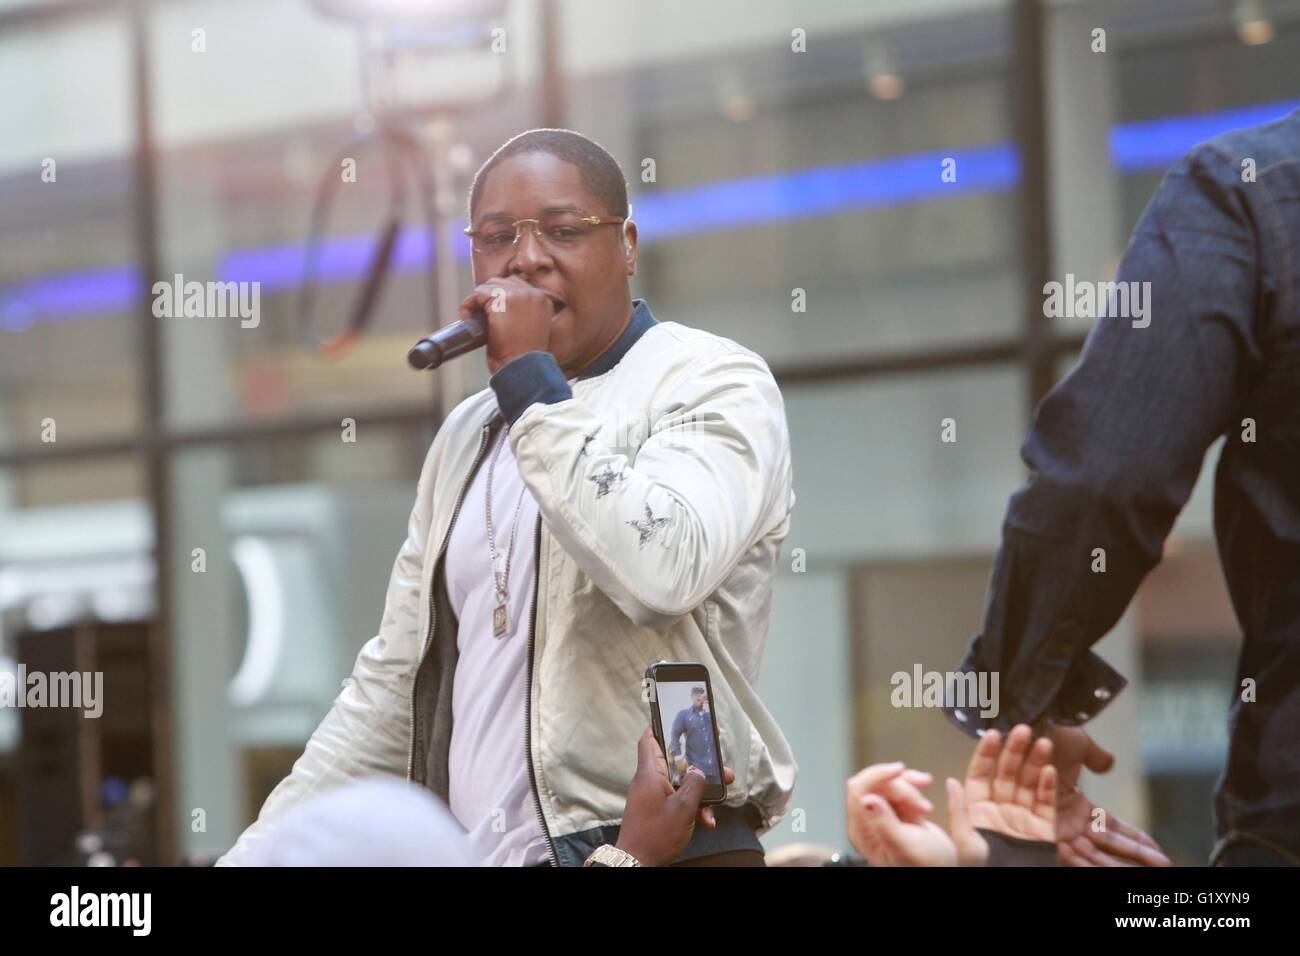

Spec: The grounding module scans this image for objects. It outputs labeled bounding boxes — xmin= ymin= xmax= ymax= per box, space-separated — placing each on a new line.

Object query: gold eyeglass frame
xmin=464 ymin=214 xmax=627 ymax=253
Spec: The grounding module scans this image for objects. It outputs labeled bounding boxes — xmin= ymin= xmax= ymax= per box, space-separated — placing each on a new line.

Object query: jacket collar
xmin=575 ymin=298 xmax=656 ymax=381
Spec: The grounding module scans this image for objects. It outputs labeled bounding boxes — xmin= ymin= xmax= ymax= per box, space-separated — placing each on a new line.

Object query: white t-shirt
xmin=445 ymin=430 xmax=550 ymax=866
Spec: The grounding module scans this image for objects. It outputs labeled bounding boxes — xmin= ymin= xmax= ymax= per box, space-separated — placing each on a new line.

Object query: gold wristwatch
xmin=583 ymin=844 xmax=641 ymax=867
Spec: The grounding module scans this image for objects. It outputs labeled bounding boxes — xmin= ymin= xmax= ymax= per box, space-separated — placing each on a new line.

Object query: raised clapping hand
xmin=845 ymin=760 xmax=955 ymax=866
xmin=845 ymin=723 xmax=1058 ymax=866
xmin=947 ymin=725 xmax=1057 ymax=864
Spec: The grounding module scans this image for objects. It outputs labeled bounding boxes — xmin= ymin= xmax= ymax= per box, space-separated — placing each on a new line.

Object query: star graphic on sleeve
xmin=628 ymin=504 xmax=670 ymax=548
xmin=589 ymin=464 xmax=626 ymax=499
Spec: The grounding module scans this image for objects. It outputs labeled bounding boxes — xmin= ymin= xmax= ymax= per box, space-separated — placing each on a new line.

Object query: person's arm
xmin=667 ymin=710 xmax=686 ymax=759
xmin=588 ymin=729 xmax=735 ymax=867
xmin=947 ymin=141 xmax=1263 ymax=737
xmin=217 ymin=426 xmax=449 ymax=865
xmin=494 ymin=345 xmax=792 ymax=631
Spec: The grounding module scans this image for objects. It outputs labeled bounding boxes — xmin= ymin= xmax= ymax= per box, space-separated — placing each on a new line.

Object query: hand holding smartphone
xmin=644 ymin=660 xmax=727 ymax=805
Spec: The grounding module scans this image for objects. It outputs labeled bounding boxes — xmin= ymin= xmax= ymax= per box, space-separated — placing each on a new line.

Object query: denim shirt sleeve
xmin=947 ymin=141 xmax=1265 ymax=737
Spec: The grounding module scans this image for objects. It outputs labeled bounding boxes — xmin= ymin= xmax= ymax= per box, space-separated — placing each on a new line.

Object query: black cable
xmin=295 ymin=118 xmax=439 ymax=357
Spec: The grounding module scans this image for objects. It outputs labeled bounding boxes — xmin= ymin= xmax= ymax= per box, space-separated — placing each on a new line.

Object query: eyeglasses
xmin=464 ymin=210 xmax=626 ymax=256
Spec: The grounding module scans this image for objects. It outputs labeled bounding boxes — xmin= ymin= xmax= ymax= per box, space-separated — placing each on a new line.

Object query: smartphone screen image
xmin=646 ymin=661 xmax=727 ymax=804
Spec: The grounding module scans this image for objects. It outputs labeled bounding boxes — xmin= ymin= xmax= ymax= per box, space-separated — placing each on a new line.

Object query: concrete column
xmin=158 ymin=183 xmax=241 ymax=860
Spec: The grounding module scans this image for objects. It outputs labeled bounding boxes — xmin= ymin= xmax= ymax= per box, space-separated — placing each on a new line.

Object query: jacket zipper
xmin=524 ymin=513 xmax=558 ymax=865
xmin=406 ymin=421 xmax=493 ymax=780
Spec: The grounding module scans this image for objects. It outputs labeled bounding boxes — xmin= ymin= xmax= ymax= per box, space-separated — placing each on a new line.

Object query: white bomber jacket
xmin=219 ymin=299 xmax=796 ymax=866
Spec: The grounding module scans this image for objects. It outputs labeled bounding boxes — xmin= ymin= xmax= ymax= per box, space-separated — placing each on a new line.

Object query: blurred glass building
xmin=1 ymin=0 xmax=1295 ymax=865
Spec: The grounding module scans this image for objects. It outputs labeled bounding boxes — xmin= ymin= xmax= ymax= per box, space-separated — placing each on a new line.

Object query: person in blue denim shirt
xmin=668 ymin=688 xmax=721 ymax=784
xmin=945 ymin=108 xmax=1300 ymax=866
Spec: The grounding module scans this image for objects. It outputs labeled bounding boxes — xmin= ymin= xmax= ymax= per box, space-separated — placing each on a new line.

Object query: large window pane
xmin=0 ymin=13 xmax=139 ymax=453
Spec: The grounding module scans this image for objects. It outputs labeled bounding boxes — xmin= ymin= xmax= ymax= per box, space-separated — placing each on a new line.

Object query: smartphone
xmin=644 ymin=660 xmax=727 ymax=805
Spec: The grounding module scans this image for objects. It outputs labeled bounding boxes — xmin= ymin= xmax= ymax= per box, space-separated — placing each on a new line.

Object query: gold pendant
xmin=493 ymin=603 xmax=508 ymax=637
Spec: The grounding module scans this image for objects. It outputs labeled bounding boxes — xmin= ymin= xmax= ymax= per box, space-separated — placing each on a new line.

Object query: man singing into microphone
xmin=220 ymin=128 xmax=796 ymax=866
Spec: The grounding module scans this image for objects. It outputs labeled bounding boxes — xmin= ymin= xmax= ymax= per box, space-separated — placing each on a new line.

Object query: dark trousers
xmin=671 ymin=849 xmax=765 ymax=867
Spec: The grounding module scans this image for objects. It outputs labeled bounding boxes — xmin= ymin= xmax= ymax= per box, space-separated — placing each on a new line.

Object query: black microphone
xmin=407 ymin=311 xmax=487 ymax=370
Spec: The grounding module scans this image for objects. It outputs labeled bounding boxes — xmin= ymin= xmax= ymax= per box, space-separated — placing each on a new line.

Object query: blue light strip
xmin=632 ymin=144 xmax=1018 ymax=241
xmin=1110 ymin=100 xmax=1300 ymax=173
xmin=218 ymin=229 xmax=439 ymax=294
xmin=1 ymin=265 xmax=141 ymax=331
xmin=3 ymin=100 xmax=1296 ymax=326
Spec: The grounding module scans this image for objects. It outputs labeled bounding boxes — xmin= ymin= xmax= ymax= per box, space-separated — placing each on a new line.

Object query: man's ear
xmin=623 ymin=219 xmax=638 ymax=276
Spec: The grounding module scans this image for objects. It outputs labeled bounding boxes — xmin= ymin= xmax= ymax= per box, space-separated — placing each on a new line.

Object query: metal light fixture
xmin=716 ymin=67 xmax=757 ymax=123
xmin=1234 ymin=0 xmax=1275 ymax=45
xmin=865 ymin=41 xmax=904 ymax=101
